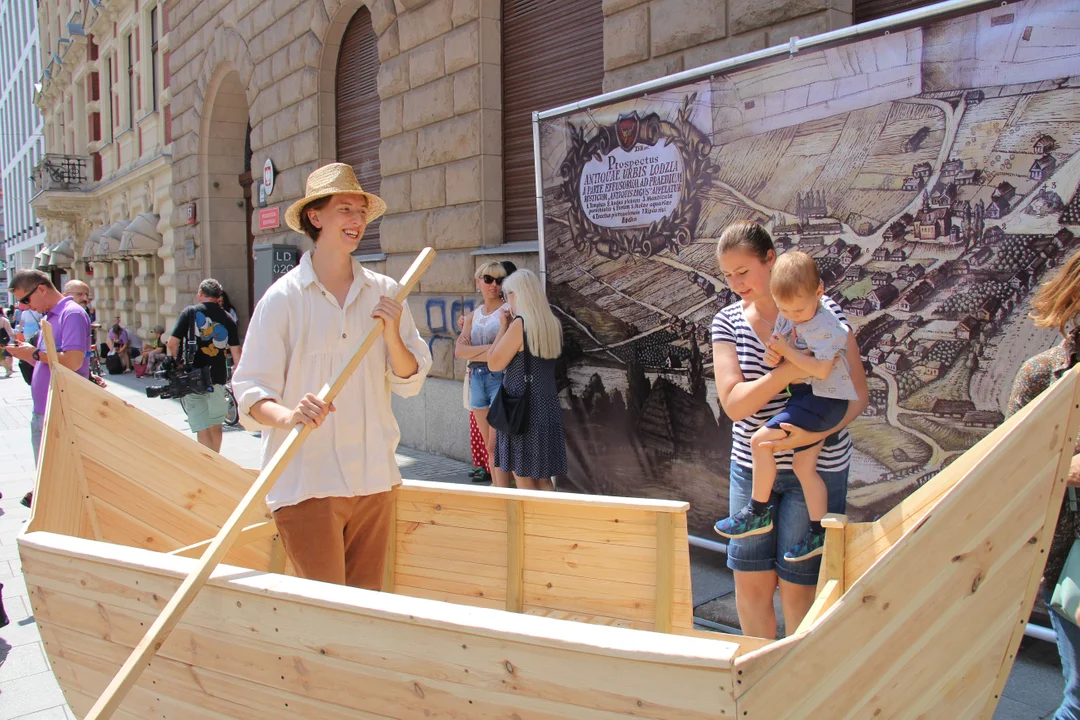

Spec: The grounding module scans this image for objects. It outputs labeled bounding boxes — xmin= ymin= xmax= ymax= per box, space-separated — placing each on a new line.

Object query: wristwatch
xmin=32 ymin=349 xmax=41 ymax=362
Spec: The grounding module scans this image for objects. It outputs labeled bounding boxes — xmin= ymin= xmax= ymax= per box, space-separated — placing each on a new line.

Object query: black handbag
xmin=488 ymin=329 xmax=531 ymax=436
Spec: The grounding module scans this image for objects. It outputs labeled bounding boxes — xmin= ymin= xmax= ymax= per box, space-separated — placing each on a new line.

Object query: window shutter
xmin=336 ymin=8 xmax=382 ymax=255
xmin=502 ymin=0 xmax=604 ymax=243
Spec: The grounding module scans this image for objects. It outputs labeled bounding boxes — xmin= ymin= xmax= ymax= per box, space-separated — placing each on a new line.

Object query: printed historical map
xmin=538 ymin=0 xmax=1080 ymax=533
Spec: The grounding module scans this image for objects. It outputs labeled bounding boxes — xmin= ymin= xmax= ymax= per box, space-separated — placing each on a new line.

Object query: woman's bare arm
xmin=713 ymin=342 xmax=802 ymax=422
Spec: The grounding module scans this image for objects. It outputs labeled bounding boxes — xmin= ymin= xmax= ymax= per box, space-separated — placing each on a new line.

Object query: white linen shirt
xmin=232 ymin=252 xmax=432 ymax=512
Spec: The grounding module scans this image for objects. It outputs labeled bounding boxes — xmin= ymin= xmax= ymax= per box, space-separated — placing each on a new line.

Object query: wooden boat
xmin=18 ymin=340 xmax=1080 ymax=718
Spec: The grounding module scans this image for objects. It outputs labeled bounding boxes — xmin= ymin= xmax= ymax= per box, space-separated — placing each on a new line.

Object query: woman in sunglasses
xmin=457 ymin=262 xmax=512 ymax=486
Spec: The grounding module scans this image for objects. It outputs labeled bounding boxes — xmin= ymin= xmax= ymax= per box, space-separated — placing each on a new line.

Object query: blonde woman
xmin=456 ymin=261 xmax=512 ymax=486
xmin=486 ymin=269 xmax=568 ymax=491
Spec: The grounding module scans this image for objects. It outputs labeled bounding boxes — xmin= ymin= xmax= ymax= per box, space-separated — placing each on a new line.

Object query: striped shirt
xmin=711 ymin=297 xmax=853 ymax=472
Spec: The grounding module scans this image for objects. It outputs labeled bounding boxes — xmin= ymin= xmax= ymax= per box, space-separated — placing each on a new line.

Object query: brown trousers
xmin=273 ymin=491 xmax=394 ymax=590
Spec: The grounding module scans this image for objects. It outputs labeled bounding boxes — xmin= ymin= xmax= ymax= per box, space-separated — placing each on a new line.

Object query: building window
xmin=126 ymin=34 xmax=134 ymax=128
xmin=107 ymin=56 xmax=114 ymax=141
xmin=150 ymin=6 xmax=159 ymax=112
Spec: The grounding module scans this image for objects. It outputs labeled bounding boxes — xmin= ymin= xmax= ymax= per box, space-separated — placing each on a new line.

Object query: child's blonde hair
xmin=501 ymin=269 xmax=563 ymax=360
xmin=770 ymin=251 xmax=820 ymax=300
xmin=1030 ymin=249 xmax=1080 ymax=337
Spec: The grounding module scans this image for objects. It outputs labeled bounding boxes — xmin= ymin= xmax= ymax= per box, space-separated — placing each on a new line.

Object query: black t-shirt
xmin=170 ymin=302 xmax=240 ymax=386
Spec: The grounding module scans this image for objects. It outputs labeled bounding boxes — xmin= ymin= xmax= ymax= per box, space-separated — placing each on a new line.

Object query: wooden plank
xmin=395 ymin=492 xmax=509 ymax=533
xmin=400 ymin=478 xmax=689 ymax=514
xmin=268 ymin=533 xmax=287 ymax=575
xmin=794 ymin=579 xmax=840 ymax=636
xmin=394 ymin=567 xmax=507 ymax=603
xmin=524 ymin=500 xmax=659 ymax=527
xmin=395 ymin=522 xmax=508 ymax=567
xmin=506 ymin=498 xmax=524 ymax=613
xmin=383 ymin=486 xmax=397 ymax=592
xmin=19 ymin=534 xmax=743 ymax=667
xmin=978 ymin=366 xmax=1080 ymax=719
xmin=816 ymin=514 xmax=847 ymax=596
xmin=93 ymin=496 xmax=185 ymax=554
xmin=655 ymin=512 xmax=675 ymax=634
xmin=524 ymin=517 xmax=658 ymax=549
xmin=35 ymin=588 xmax=727 ymax=720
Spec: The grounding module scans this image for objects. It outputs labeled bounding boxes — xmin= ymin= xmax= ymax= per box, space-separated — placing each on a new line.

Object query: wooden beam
xmin=166 ymin=521 xmax=278 ymax=559
xmin=816 ymin=513 xmax=847 ymax=596
xmin=382 ymin=486 xmax=398 ymax=592
xmin=655 ymin=512 xmax=675 ymax=633
xmin=399 ymin=478 xmax=689 ymax=513
xmin=505 ymin=499 xmax=524 ymax=613
xmin=81 ymin=247 xmax=436 ymax=720
xmin=268 ymin=533 xmax=287 ymax=575
xmin=795 ymin=579 xmax=841 ymax=636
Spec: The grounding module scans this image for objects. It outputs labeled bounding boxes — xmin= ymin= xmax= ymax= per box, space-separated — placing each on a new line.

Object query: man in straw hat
xmin=232 ymin=163 xmax=432 ymax=589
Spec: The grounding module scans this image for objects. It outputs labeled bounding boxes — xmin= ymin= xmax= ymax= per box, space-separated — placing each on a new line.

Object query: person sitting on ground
xmin=107 ymin=317 xmax=137 ymax=373
xmin=714 ymin=251 xmax=859 ymax=563
xmin=136 ymin=325 xmax=168 ymax=375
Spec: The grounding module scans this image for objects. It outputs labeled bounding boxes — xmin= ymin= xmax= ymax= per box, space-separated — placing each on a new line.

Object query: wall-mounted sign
xmin=182 ymin=201 xmax=197 ymax=225
xmin=263 ymin=158 xmax=275 ymax=197
xmin=258 ymin=206 xmax=280 ymax=230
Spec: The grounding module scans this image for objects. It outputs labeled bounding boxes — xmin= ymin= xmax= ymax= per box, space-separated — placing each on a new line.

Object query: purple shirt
xmin=32 ymin=296 xmax=91 ymax=414
xmin=109 ymin=327 xmax=130 ymax=346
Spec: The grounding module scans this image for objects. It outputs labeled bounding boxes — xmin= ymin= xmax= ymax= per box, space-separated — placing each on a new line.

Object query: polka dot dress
xmin=494 ymin=348 xmax=568 ymax=479
xmin=469 ymin=412 xmax=489 ymax=469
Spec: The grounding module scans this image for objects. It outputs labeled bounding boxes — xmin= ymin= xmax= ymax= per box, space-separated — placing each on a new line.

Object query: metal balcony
xmin=31 ymin=154 xmax=91 ymax=194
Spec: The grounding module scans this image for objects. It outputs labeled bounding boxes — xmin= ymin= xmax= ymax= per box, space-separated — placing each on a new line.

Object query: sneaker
xmin=20 ymin=491 xmax=32 ymax=509
xmin=784 ymin=529 xmax=826 ymax=563
xmin=714 ymin=504 xmax=773 ymax=539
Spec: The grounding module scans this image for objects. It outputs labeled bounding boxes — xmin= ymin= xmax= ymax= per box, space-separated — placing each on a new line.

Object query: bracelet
xmin=32 ymin=349 xmax=41 ymax=362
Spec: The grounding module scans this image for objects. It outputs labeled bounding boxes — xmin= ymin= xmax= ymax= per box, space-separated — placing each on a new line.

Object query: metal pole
xmin=531 ymin=110 xmax=547 ymax=283
xmin=535 ymin=0 xmax=1001 ymax=122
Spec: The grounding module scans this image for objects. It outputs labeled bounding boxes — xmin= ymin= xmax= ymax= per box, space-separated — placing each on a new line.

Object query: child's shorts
xmin=468 ymin=364 xmax=504 ymax=410
xmin=765 ymin=384 xmax=848 ymax=453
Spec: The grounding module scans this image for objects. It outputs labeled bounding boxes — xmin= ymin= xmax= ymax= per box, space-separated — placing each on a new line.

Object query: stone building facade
xmin=34 ymin=0 xmax=911 ymax=460
xmin=33 ymin=0 xmax=173 ymax=340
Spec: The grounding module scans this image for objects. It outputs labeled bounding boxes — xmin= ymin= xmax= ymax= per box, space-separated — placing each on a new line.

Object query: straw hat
xmin=284 ymin=163 xmax=387 ymax=233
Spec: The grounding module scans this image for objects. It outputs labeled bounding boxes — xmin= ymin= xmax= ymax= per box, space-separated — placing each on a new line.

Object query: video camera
xmin=146 ymin=338 xmax=213 ymax=400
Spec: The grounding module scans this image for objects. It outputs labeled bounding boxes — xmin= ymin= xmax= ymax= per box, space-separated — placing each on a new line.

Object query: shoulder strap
xmin=521 ymin=319 xmax=532 ymax=385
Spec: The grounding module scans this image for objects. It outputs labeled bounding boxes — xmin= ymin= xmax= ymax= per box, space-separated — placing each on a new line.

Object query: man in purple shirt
xmin=7 ymin=270 xmax=91 ymax=507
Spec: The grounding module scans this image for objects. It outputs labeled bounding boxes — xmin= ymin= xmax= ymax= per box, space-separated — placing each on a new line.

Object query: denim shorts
xmin=468 ymin=364 xmax=503 ymax=410
xmin=726 ymin=461 xmax=849 ymax=585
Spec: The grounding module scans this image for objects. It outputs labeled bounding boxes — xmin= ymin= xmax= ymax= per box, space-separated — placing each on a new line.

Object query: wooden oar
xmin=85 ymin=247 xmax=436 ymax=719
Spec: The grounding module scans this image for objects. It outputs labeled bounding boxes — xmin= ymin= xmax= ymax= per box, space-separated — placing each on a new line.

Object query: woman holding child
xmin=710 ymin=221 xmax=868 ymax=638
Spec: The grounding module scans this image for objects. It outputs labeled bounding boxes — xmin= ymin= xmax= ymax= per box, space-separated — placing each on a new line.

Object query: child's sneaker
xmin=714 ymin=504 xmax=773 ymax=539
xmin=784 ymin=528 xmax=826 ymax=562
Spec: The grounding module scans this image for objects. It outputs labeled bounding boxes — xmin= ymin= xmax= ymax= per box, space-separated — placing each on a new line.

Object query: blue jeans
xmin=468 ymin=365 xmax=503 ymax=410
xmin=726 ymin=461 xmax=849 ymax=585
xmin=1048 ymin=587 xmax=1080 ymax=720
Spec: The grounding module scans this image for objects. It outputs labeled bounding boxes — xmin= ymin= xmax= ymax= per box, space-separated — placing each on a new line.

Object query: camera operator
xmin=166 ymin=279 xmax=241 ymax=452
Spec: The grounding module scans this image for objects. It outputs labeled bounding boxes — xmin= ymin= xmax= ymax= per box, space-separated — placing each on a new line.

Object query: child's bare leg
xmin=750 ymin=426 xmax=790 ymax=504
xmin=791 ymin=442 xmax=827 ymax=522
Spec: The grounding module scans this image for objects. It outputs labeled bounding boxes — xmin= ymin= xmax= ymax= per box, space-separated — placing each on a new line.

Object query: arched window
xmin=336 ymin=8 xmax=382 ymax=255
xmin=502 ymin=0 xmax=603 ymax=243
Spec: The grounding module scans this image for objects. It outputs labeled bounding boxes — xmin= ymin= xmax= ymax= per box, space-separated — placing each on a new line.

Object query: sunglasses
xmin=18 ymin=284 xmax=42 ymax=305
xmin=479 ymin=275 xmax=503 ymax=285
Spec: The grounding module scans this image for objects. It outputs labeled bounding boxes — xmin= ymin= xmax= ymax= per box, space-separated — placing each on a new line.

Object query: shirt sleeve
xmin=57 ymin=309 xmax=91 ymax=354
xmin=170 ymin=309 xmax=190 ymax=342
xmin=226 ymin=315 xmax=241 ymax=348
xmin=232 ymin=292 xmax=290 ymax=432
xmin=387 ymin=293 xmax=432 ymax=398
xmin=711 ymin=310 xmax=735 ymax=345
